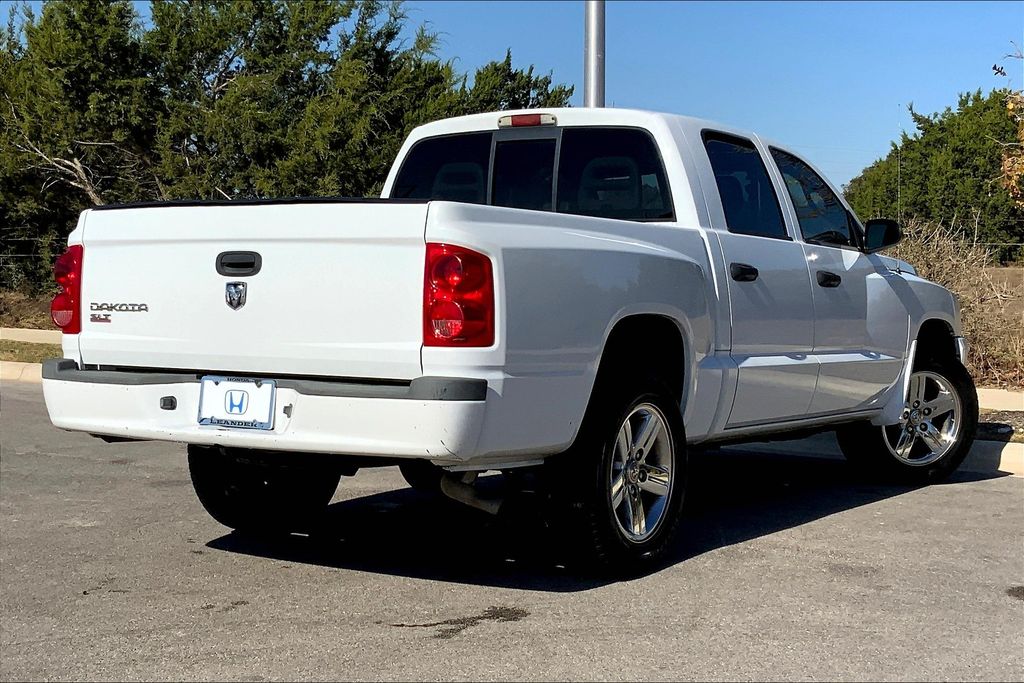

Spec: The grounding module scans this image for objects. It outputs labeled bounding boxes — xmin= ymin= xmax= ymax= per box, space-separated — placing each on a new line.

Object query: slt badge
xmin=225 ymin=282 xmax=247 ymax=310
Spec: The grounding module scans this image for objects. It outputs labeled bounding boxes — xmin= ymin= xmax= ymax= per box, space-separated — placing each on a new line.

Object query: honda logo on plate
xmin=224 ymin=390 xmax=249 ymax=415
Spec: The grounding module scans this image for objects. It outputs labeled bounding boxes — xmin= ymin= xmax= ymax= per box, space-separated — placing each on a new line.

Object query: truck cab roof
xmin=405 ymin=107 xmax=759 ymax=143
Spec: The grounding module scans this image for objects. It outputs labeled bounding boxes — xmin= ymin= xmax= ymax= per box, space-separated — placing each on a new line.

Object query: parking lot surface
xmin=2 ymin=381 xmax=1022 ymax=681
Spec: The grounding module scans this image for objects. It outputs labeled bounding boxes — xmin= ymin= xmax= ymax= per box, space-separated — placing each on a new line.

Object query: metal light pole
xmin=584 ymin=0 xmax=605 ymax=107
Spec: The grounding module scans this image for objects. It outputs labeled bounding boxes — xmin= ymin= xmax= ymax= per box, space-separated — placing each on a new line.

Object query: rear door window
xmin=703 ymin=132 xmax=788 ymax=239
xmin=557 ymin=128 xmax=673 ymax=220
xmin=391 ymin=132 xmax=492 ymax=203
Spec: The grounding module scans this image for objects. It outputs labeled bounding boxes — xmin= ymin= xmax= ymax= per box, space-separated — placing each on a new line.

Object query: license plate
xmin=198 ymin=376 xmax=276 ymax=430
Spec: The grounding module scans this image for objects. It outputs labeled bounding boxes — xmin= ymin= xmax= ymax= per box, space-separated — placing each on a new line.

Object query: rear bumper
xmin=41 ymin=359 xmax=488 ymax=463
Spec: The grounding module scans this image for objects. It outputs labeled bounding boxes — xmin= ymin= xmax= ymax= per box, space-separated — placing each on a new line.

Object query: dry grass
xmin=0 ymin=291 xmax=52 ymax=329
xmin=892 ymin=220 xmax=1024 ymax=388
xmin=0 ymin=340 xmax=62 ymax=363
xmin=986 ymin=265 xmax=1024 ymax=319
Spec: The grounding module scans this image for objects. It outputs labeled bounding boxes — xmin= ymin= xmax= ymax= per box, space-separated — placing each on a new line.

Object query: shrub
xmin=892 ymin=219 xmax=1023 ymax=388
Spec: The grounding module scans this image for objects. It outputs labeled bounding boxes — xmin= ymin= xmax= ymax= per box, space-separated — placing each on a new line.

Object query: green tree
xmin=3 ymin=0 xmax=157 ymax=204
xmin=1 ymin=0 xmax=157 ymax=287
xmin=844 ymin=89 xmax=1022 ymax=258
xmin=145 ymin=0 xmax=356 ymax=199
xmin=0 ymin=0 xmax=573 ymax=290
xmin=462 ymin=48 xmax=574 ymax=112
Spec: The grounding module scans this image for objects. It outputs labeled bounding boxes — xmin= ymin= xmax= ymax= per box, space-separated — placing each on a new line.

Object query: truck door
xmin=768 ymin=148 xmax=907 ymax=414
xmin=700 ymin=132 xmax=817 ymax=427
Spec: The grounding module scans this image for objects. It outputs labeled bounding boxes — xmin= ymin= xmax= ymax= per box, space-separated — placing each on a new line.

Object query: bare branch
xmin=6 ymin=94 xmax=108 ymax=204
xmin=211 ymin=72 xmax=240 ymax=94
xmin=151 ymin=171 xmax=170 ymax=202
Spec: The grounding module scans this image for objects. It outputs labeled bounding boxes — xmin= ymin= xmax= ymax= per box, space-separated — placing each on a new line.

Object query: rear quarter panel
xmin=422 ymin=201 xmax=715 ymax=458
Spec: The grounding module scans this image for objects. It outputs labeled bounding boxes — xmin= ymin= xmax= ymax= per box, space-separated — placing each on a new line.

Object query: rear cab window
xmin=390 ymin=132 xmax=491 ymax=203
xmin=392 ymin=126 xmax=674 ymax=221
xmin=557 ymin=128 xmax=673 ymax=220
xmin=492 ymin=138 xmax=556 ymax=211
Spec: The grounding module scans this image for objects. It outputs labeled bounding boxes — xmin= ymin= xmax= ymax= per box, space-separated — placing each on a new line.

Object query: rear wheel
xmin=188 ymin=446 xmax=340 ymax=533
xmin=554 ymin=378 xmax=687 ymax=572
xmin=836 ymin=356 xmax=977 ymax=483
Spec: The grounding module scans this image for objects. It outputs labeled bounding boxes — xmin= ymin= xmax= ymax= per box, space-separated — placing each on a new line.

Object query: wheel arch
xmin=607 ymin=313 xmax=687 ymax=397
xmin=915 ymin=317 xmax=959 ymax=366
xmin=875 ymin=316 xmax=964 ymax=426
xmin=567 ymin=313 xmax=691 ymax=450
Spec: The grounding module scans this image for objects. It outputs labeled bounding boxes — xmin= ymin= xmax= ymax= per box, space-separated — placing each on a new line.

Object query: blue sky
xmin=4 ymin=0 xmax=1021 ymax=186
xmin=404 ymin=0 xmax=1023 ymax=186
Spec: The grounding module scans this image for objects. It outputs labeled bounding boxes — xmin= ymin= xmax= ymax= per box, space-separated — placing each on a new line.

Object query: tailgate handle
xmin=216 ymin=251 xmax=262 ymax=277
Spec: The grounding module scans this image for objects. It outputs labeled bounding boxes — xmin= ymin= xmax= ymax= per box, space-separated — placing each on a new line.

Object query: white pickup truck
xmin=42 ymin=108 xmax=977 ymax=569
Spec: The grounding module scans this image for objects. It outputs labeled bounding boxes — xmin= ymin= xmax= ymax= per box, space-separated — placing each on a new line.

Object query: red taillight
xmin=50 ymin=245 xmax=83 ymax=334
xmin=424 ymin=243 xmax=493 ymax=347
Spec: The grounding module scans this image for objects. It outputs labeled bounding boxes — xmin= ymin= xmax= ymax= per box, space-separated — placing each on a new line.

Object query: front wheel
xmin=836 ymin=357 xmax=978 ymax=483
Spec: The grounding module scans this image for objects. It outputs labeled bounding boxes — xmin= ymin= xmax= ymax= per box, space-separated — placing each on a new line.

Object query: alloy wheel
xmin=608 ymin=403 xmax=674 ymax=542
xmin=883 ymin=370 xmax=962 ymax=467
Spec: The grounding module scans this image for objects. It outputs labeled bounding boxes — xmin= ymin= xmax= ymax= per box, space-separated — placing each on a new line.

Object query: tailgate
xmin=75 ymin=201 xmax=428 ymax=380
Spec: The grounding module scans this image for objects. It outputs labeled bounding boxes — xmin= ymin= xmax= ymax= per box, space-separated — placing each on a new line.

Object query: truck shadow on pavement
xmin=207 ymin=449 xmax=1008 ymax=592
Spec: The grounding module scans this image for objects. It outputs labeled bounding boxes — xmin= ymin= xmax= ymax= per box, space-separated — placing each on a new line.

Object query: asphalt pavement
xmin=2 ymin=380 xmax=1022 ymax=681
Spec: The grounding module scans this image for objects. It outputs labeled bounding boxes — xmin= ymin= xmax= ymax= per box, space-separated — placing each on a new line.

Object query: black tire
xmin=399 ymin=460 xmax=445 ymax=494
xmin=187 ymin=445 xmax=340 ymax=533
xmin=836 ymin=355 xmax=978 ymax=484
xmin=553 ymin=377 xmax=687 ymax=573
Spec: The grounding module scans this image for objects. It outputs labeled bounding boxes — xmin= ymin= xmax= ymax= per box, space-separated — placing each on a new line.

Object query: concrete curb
xmin=961 ymin=439 xmax=1024 ymax=477
xmin=727 ymin=433 xmax=1024 ymax=478
xmin=0 ymin=361 xmax=42 ymax=383
xmin=1 ymin=327 xmax=62 ymax=344
xmin=977 ymin=387 xmax=1024 ymax=411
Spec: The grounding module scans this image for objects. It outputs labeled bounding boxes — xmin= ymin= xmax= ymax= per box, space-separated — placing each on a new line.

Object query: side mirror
xmin=863 ymin=219 xmax=901 ymax=253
